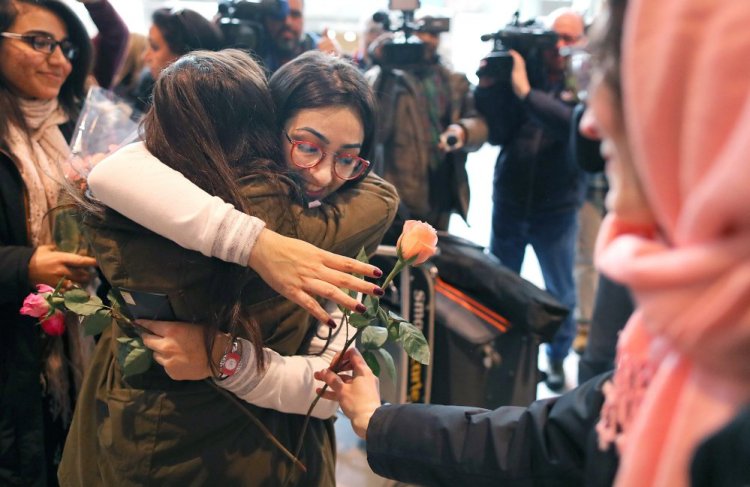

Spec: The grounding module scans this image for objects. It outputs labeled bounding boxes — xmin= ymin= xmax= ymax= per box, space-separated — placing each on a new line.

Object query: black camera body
xmin=216 ymin=0 xmax=288 ymax=52
xmin=477 ymin=15 xmax=557 ymax=87
xmin=373 ymin=0 xmax=450 ymax=68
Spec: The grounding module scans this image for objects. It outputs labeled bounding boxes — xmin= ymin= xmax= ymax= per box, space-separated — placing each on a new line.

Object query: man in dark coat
xmin=474 ymin=8 xmax=587 ymax=391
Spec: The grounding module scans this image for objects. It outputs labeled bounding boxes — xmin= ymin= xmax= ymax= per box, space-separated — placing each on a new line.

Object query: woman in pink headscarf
xmin=592 ymin=0 xmax=750 ymax=484
xmin=311 ymin=0 xmax=750 ymax=485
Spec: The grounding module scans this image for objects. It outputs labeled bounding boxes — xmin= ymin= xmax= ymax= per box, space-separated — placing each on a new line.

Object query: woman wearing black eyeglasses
xmin=0 ymin=1 xmax=101 ymax=486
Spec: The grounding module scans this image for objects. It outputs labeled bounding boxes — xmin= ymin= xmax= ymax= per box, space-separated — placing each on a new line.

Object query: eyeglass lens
xmin=290 ymin=141 xmax=367 ymax=180
xmin=33 ymin=36 xmax=78 ymax=60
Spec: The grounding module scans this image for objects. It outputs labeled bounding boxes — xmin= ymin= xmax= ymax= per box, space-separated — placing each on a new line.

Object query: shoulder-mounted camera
xmin=216 ymin=0 xmax=288 ymax=52
xmin=477 ymin=11 xmax=558 ymax=87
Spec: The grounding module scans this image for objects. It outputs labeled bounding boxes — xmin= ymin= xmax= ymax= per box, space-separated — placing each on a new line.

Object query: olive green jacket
xmin=59 ymin=174 xmax=398 ymax=487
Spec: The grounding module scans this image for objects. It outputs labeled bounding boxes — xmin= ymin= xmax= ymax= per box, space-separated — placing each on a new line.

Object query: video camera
xmin=216 ymin=0 xmax=288 ymax=53
xmin=477 ymin=11 xmax=558 ymax=87
xmin=372 ymin=0 xmax=450 ymax=67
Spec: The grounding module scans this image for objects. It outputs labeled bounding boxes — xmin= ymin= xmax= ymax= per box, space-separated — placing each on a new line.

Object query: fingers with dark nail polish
xmin=373 ymin=268 xmax=383 ymax=278
xmin=327 ymin=318 xmax=337 ymax=328
xmin=355 ymin=303 xmax=367 ymax=313
xmin=373 ymin=287 xmax=385 ymax=296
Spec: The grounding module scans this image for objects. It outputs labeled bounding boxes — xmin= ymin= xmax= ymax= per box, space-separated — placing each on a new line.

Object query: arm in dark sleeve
xmin=474 ymin=83 xmax=524 ymax=146
xmin=86 ymin=0 xmax=129 ymax=88
xmin=523 ymin=89 xmax=575 ymax=141
xmin=0 ymin=245 xmax=35 ymax=306
xmin=366 ymin=373 xmax=613 ymax=487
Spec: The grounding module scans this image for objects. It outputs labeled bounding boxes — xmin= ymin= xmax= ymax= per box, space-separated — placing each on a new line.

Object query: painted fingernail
xmin=373 ymin=287 xmax=385 ymax=296
xmin=373 ymin=268 xmax=383 ymax=278
xmin=355 ymin=303 xmax=367 ymax=313
xmin=327 ymin=318 xmax=337 ymax=328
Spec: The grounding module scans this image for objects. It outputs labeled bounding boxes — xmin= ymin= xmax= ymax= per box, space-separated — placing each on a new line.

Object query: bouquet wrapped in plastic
xmin=54 ymin=86 xmax=141 ymax=254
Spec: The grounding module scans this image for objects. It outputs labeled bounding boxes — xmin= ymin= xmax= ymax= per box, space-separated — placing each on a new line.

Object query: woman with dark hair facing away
xmin=0 ymin=1 xmax=99 ymax=484
xmin=315 ymin=0 xmax=750 ymax=485
xmin=59 ymin=50 xmax=398 ymax=486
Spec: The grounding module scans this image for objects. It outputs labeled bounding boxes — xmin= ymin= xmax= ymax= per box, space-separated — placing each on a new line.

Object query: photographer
xmin=475 ymin=8 xmax=587 ymax=391
xmin=367 ymin=16 xmax=487 ymax=233
xmin=261 ymin=0 xmax=340 ymax=72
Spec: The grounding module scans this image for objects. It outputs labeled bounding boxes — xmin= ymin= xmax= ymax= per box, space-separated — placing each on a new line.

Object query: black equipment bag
xmin=432 ymin=233 xmax=568 ymax=343
xmin=430 ymin=233 xmax=568 ymax=408
xmin=374 ymin=234 xmax=569 ymax=408
xmin=431 ymin=276 xmax=541 ymax=408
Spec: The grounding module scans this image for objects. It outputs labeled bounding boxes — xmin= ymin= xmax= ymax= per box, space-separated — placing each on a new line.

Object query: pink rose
xmin=20 ymin=293 xmax=51 ymax=318
xmin=396 ymin=220 xmax=438 ymax=265
xmin=36 ymin=284 xmax=55 ymax=294
xmin=40 ymin=310 xmax=66 ymax=336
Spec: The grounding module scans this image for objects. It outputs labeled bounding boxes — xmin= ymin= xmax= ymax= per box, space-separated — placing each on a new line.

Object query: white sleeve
xmin=87 ymin=142 xmax=265 ymax=265
xmin=217 ymin=301 xmax=355 ymax=419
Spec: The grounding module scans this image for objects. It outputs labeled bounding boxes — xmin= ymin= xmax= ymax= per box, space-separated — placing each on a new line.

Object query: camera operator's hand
xmin=438 ymin=124 xmax=466 ymax=152
xmin=368 ymin=32 xmax=395 ymax=65
xmin=509 ymin=50 xmax=531 ymax=100
xmin=317 ymin=27 xmax=342 ymax=56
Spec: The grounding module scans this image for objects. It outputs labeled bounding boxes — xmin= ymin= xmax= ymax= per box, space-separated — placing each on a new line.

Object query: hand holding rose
xmin=314 ymin=347 xmax=381 ymax=439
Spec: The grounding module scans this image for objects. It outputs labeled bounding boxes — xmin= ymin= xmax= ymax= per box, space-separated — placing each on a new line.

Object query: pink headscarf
xmin=594 ymin=0 xmax=750 ymax=485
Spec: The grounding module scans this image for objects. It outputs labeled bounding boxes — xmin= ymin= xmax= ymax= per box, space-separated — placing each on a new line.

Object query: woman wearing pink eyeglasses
xmin=60 ymin=50 xmax=398 ymax=486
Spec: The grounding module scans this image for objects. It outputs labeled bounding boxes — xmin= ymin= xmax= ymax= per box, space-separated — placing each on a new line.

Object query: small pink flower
xmin=20 ymin=293 xmax=51 ymax=318
xmin=35 ymin=284 xmax=55 ymax=294
xmin=396 ymin=220 xmax=438 ymax=265
xmin=40 ymin=310 xmax=66 ymax=336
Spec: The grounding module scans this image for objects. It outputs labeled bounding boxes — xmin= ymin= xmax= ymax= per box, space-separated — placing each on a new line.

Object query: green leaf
xmin=387 ymin=321 xmax=400 ymax=341
xmin=355 ymin=246 xmax=369 ymax=266
xmin=386 ymin=311 xmax=406 ymax=341
xmin=116 ymin=336 xmax=153 ymax=378
xmin=64 ymin=289 xmax=103 ymax=316
xmin=362 ymin=349 xmax=380 ymax=377
xmin=360 ymin=325 xmax=388 ymax=349
xmin=349 ymin=313 xmax=374 ymax=329
xmin=388 ymin=310 xmax=407 ymax=323
xmin=363 ymin=295 xmax=379 ymax=317
xmin=377 ymin=307 xmax=390 ymax=327
xmin=82 ymin=309 xmax=111 ymax=336
xmin=376 ymin=348 xmax=397 ymax=381
xmin=398 ymin=322 xmax=431 ymax=365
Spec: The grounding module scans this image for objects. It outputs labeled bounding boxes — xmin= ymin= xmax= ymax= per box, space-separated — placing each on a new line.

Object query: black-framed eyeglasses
xmin=285 ymin=133 xmax=370 ymax=181
xmin=0 ymin=32 xmax=79 ymax=61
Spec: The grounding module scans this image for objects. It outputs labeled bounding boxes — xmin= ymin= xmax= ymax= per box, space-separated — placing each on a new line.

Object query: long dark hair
xmin=151 ymin=8 xmax=223 ymax=56
xmin=0 ymin=0 xmax=92 ymax=143
xmin=589 ymin=0 xmax=628 ymax=101
xmin=270 ymin=51 xmax=378 ymax=188
xmin=143 ymin=49 xmax=287 ymax=370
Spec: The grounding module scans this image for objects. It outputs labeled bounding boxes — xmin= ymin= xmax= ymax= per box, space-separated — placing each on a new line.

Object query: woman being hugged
xmin=60 ymin=50 xmax=398 ymax=486
xmin=0 ymin=1 xmax=98 ymax=485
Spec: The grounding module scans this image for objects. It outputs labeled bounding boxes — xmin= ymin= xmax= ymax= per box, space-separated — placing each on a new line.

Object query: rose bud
xmin=41 ymin=310 xmax=66 ymax=336
xmin=396 ymin=220 xmax=438 ymax=265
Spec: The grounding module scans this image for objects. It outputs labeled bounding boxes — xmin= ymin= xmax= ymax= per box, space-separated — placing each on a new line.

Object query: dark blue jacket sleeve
xmin=366 ymin=373 xmax=617 ymax=487
xmin=474 ymin=83 xmax=524 ymax=146
xmin=524 ymin=89 xmax=575 ymax=141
